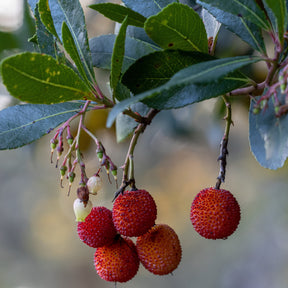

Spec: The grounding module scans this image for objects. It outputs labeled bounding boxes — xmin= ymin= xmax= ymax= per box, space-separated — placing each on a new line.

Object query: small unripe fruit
xmin=112 ymin=189 xmax=157 ymax=237
xmin=97 ymin=151 xmax=103 ymax=161
xmin=50 ymin=138 xmax=58 ymax=150
xmin=136 ymin=224 xmax=182 ymax=275
xmin=67 ymin=137 xmax=74 ymax=145
xmin=68 ymin=172 xmax=75 ymax=183
xmin=111 ymin=169 xmax=117 ymax=180
xmin=87 ymin=175 xmax=102 ymax=195
xmin=50 ymin=142 xmax=57 ymax=150
xmin=77 ymin=207 xmax=117 ymax=248
xmin=190 ymin=187 xmax=241 ymax=239
xmin=94 ymin=236 xmax=139 ymax=283
xmin=73 ymin=198 xmax=92 ymax=222
xmin=60 ymin=165 xmax=67 ymax=176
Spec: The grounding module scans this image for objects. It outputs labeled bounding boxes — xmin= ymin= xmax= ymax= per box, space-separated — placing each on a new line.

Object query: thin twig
xmin=114 ymin=109 xmax=159 ymax=199
xmin=229 ymin=81 xmax=265 ymax=96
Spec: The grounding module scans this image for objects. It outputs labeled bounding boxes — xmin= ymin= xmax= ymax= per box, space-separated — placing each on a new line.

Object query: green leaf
xmin=263 ymin=0 xmax=287 ymax=44
xmin=145 ymin=3 xmax=208 ymax=52
xmin=62 ymin=22 xmax=91 ymax=85
xmin=249 ymin=90 xmax=288 ymax=169
xmin=89 ymin=3 xmax=146 ymax=27
xmin=197 ymin=0 xmax=270 ymax=30
xmin=35 ymin=3 xmax=57 ymax=58
xmin=142 ymin=74 xmax=247 ymax=109
xmin=162 ymin=55 xmax=262 ymax=85
xmin=114 ymin=82 xmax=131 ymax=101
xmin=0 ymin=102 xmax=84 ymax=150
xmin=127 ymin=26 xmax=158 ymax=45
xmin=1 ymin=52 xmax=94 ymax=104
xmin=107 ymin=55 xmax=261 ymax=127
xmin=90 ymin=34 xmax=159 ymax=72
xmin=107 ymin=75 xmax=246 ymax=127
xmin=38 ymin=0 xmax=58 ymax=39
xmin=116 ymin=102 xmax=150 ymax=142
xmin=111 ymin=16 xmax=129 ymax=91
xmin=48 ymin=0 xmax=94 ymax=81
xmin=121 ymin=50 xmax=214 ymax=94
xmin=199 ymin=3 xmax=266 ymax=53
xmin=122 ymin=0 xmax=178 ymax=17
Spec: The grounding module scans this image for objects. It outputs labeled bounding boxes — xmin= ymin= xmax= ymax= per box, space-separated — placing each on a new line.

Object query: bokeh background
xmin=1 ymin=1 xmax=288 ymax=288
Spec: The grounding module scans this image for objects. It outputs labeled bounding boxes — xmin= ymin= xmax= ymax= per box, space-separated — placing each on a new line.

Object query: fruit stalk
xmin=115 ymin=109 xmax=159 ymax=198
xmin=215 ymin=95 xmax=232 ymax=190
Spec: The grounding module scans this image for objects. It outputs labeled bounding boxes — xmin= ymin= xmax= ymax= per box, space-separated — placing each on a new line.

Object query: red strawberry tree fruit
xmin=1 ymin=0 xmax=288 ymax=284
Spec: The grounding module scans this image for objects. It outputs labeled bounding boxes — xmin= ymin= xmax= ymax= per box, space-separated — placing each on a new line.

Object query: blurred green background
xmin=1 ymin=1 xmax=288 ymax=288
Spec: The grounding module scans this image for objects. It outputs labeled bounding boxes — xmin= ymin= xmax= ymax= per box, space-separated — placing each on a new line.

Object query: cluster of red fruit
xmin=76 ymin=189 xmax=182 ymax=283
xmin=74 ymin=183 xmax=241 ymax=283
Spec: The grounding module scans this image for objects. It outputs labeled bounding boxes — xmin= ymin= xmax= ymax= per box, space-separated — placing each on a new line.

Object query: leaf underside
xmin=199 ymin=2 xmax=266 ymax=53
xmin=197 ymin=0 xmax=270 ymax=30
xmin=89 ymin=34 xmax=159 ymax=72
xmin=35 ymin=2 xmax=57 ymax=58
xmin=48 ymin=0 xmax=94 ymax=81
xmin=249 ymin=90 xmax=288 ymax=169
xmin=122 ymin=0 xmax=178 ymax=18
xmin=0 ymin=102 xmax=85 ymax=150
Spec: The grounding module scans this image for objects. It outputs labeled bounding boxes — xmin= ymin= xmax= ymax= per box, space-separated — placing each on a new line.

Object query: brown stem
xmin=215 ymin=96 xmax=232 ymax=190
xmin=122 ymin=109 xmax=146 ymax=123
xmin=215 ymin=138 xmax=229 ymax=190
xmin=229 ymin=81 xmax=265 ymax=96
xmin=114 ymin=109 xmax=159 ymax=199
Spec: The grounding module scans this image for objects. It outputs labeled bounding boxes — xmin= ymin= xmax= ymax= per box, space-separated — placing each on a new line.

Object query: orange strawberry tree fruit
xmin=1 ymin=0 xmax=288 ymax=284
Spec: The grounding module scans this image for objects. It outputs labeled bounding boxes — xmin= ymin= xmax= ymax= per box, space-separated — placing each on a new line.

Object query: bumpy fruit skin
xmin=136 ymin=224 xmax=182 ymax=275
xmin=73 ymin=198 xmax=92 ymax=222
xmin=112 ymin=189 xmax=157 ymax=237
xmin=77 ymin=207 xmax=117 ymax=248
xmin=94 ymin=236 xmax=139 ymax=283
xmin=190 ymin=187 xmax=241 ymax=239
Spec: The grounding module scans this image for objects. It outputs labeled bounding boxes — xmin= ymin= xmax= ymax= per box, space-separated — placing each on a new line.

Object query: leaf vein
xmin=57 ymin=1 xmax=95 ymax=82
xmin=154 ymin=19 xmax=201 ymax=51
xmin=152 ymin=0 xmax=163 ymax=11
xmin=6 ymin=64 xmax=88 ymax=96
xmin=173 ymin=57 xmax=256 ymax=84
xmin=240 ymin=18 xmax=263 ymax=53
xmin=232 ymin=0 xmax=268 ymax=29
xmin=0 ymin=108 xmax=79 ymax=136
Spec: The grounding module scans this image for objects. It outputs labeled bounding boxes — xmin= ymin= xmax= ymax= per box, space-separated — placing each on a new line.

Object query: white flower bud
xmin=73 ymin=198 xmax=92 ymax=222
xmin=87 ymin=175 xmax=103 ymax=195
